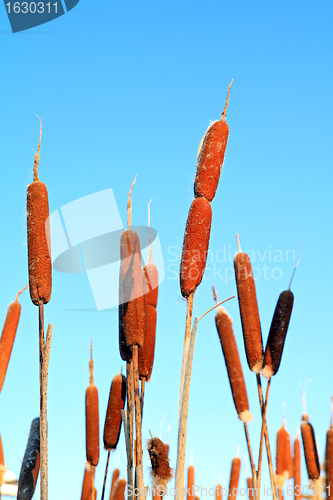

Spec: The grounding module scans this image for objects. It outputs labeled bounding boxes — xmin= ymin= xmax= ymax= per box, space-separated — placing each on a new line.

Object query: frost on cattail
xmin=301 ymin=415 xmax=320 ymax=480
xmin=228 ymin=457 xmax=241 ymax=500
xmin=148 ymin=437 xmax=172 ymax=497
xmin=234 ymin=235 xmax=263 ymax=373
xmin=215 ymin=306 xmax=252 ymax=423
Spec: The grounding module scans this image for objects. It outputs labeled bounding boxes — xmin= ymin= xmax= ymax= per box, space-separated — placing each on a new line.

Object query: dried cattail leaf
xmin=17 ymin=418 xmax=40 ymax=500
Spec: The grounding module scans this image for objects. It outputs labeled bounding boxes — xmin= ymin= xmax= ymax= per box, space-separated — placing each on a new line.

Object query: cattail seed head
xmin=112 ymin=478 xmax=127 ymax=500
xmin=276 ymin=423 xmax=293 ymax=487
xmin=325 ymin=424 xmax=333 ymax=499
xmin=180 ymin=197 xmax=212 ymax=297
xmin=262 ymin=290 xmax=294 ymax=379
xmin=85 ymin=347 xmax=99 ymax=466
xmin=187 ymin=465 xmax=195 ymax=500
xmin=301 ymin=420 xmax=320 ymax=480
xmin=228 ymin=457 xmax=241 ymax=500
xmin=103 ymin=373 xmax=126 ymax=450
xmin=294 ymin=431 xmax=301 ymax=498
xmin=234 ymin=243 xmax=263 ymax=374
xmin=215 ymin=306 xmax=252 ymax=423
xmin=109 ymin=468 xmax=120 ymax=500
xmin=17 ymin=417 xmax=40 ymax=500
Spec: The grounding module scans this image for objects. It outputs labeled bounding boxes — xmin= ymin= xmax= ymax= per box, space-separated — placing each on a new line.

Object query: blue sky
xmin=1 ymin=1 xmax=333 ymax=499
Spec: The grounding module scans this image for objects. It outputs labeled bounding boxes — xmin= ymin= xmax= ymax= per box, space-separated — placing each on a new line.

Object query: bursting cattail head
xmin=215 ymin=306 xmax=252 ymax=423
xmin=148 ymin=437 xmax=173 ymax=495
xmin=234 ymin=235 xmax=263 ymax=373
xmin=17 ymin=417 xmax=40 ymax=500
xmin=103 ymin=372 xmax=126 ymax=450
xmin=301 ymin=416 xmax=320 ymax=480
xmin=85 ymin=344 xmax=99 ymax=466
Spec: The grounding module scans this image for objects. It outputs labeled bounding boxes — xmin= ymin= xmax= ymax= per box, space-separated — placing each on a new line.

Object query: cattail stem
xmin=256 ymin=376 xmax=277 ymax=500
xmin=126 ymin=362 xmax=134 ymax=500
xmin=141 ymin=378 xmax=146 ymax=418
xmin=91 ymin=465 xmax=94 ymax=500
xmin=179 ymin=293 xmax=194 ymax=414
xmin=101 ymin=450 xmax=111 ymax=500
xmin=133 ymin=345 xmax=144 ymax=500
xmin=243 ymin=422 xmax=257 ymax=498
xmin=40 ymin=321 xmax=52 ymax=500
xmin=175 ymin=316 xmax=199 ymax=500
xmin=122 ymin=409 xmax=133 ymax=500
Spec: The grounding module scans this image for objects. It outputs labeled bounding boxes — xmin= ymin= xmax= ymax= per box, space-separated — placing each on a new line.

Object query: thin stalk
xmin=141 ymin=378 xmax=146 ymax=419
xmin=243 ymin=422 xmax=257 ymax=498
xmin=256 ymin=375 xmax=277 ymax=500
xmin=179 ymin=293 xmax=194 ymax=414
xmin=133 ymin=345 xmax=144 ymax=500
xmin=122 ymin=409 xmax=133 ymax=500
xmin=101 ymin=450 xmax=111 ymax=500
xmin=175 ymin=316 xmax=199 ymax=500
xmin=91 ymin=465 xmax=94 ymax=500
xmin=39 ymin=305 xmax=48 ymax=500
xmin=126 ymin=361 xmax=134 ymax=500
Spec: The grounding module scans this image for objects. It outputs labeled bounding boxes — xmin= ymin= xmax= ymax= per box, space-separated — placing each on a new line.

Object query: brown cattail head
xmin=234 ymin=236 xmax=263 ymax=373
xmin=109 ymin=468 xmax=120 ymax=500
xmin=0 ymin=286 xmax=27 ymax=393
xmin=180 ymin=197 xmax=212 ymax=297
xmin=301 ymin=419 xmax=320 ymax=480
xmin=17 ymin=417 xmax=40 ymax=500
xmin=148 ymin=437 xmax=173 ymax=495
xmin=262 ymin=290 xmax=294 ymax=379
xmin=294 ymin=430 xmax=301 ymax=499
xmin=187 ymin=464 xmax=195 ymax=500
xmin=80 ymin=462 xmax=97 ymax=500
xmin=215 ymin=306 xmax=252 ymax=423
xmin=216 ymin=484 xmax=223 ymax=500
xmin=103 ymin=372 xmax=126 ymax=450
xmin=228 ymin=457 xmax=241 ymax=500
xmin=27 ymin=120 xmax=52 ymax=306
xmin=85 ymin=345 xmax=99 ymax=466
xmin=112 ymin=478 xmax=127 ymax=500
xmin=139 ymin=262 xmax=159 ymax=381
xmin=276 ymin=422 xmax=293 ymax=487
xmin=119 ymin=229 xmax=145 ymax=347
xmin=325 ymin=426 xmax=333 ymax=499
xmin=247 ymin=478 xmax=255 ymax=500
xmin=0 ymin=433 xmax=5 ymax=487
xmin=194 ymin=81 xmax=232 ymax=202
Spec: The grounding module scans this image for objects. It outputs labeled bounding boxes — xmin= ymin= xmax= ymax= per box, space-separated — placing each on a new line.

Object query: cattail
xmin=261 ymin=290 xmax=294 ymax=379
xmin=246 ymin=478 xmax=255 ymax=500
xmin=215 ymin=306 xmax=252 ymax=422
xmin=17 ymin=417 xmax=40 ymax=500
xmin=228 ymin=457 xmax=241 ymax=500
xmin=180 ymin=197 xmax=212 ymax=298
xmin=187 ymin=465 xmax=195 ymax=500
xmin=148 ymin=437 xmax=172 ymax=496
xmin=139 ymin=261 xmax=159 ymax=381
xmin=301 ymin=416 xmax=320 ymax=480
xmin=233 ymin=235 xmax=263 ymax=374
xmin=0 ymin=285 xmax=27 ymax=393
xmin=81 ymin=462 xmax=97 ymax=500
xmin=216 ymin=484 xmax=223 ymax=500
xmin=27 ymin=118 xmax=52 ymax=306
xmin=112 ymin=478 xmax=126 ymax=500
xmin=325 ymin=402 xmax=333 ymax=500
xmin=109 ymin=468 xmax=120 ymax=500
xmin=103 ymin=373 xmax=127 ymax=450
xmin=276 ymin=421 xmax=293 ymax=488
xmin=85 ymin=344 xmax=99 ymax=466
xmin=294 ymin=430 xmax=301 ymax=499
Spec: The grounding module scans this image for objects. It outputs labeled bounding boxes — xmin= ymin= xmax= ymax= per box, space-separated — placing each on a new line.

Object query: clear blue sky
xmin=1 ymin=1 xmax=333 ymax=499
